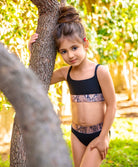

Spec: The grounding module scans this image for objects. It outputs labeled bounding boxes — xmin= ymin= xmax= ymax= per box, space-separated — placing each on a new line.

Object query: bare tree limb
xmin=0 ymin=43 xmax=72 ymax=167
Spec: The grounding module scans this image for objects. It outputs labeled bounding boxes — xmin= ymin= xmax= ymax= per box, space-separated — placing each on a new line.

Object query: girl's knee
xmin=80 ymin=148 xmax=102 ymax=167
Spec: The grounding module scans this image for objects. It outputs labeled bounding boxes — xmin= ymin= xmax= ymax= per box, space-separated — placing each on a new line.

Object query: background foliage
xmin=0 ymin=0 xmax=38 ymax=66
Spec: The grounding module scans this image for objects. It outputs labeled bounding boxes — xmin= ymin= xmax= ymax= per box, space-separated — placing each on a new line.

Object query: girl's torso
xmin=66 ymin=63 xmax=106 ymax=126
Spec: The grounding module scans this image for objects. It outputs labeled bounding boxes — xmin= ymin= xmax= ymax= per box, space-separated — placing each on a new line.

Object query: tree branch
xmin=31 ymin=0 xmax=59 ymax=14
xmin=0 ymin=43 xmax=72 ymax=167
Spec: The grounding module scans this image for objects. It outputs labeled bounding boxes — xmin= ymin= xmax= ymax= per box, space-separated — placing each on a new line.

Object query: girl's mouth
xmin=70 ymin=59 xmax=77 ymax=63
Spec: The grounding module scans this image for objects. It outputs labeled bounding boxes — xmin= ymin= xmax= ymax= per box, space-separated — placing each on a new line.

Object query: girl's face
xmin=58 ymin=37 xmax=87 ymax=66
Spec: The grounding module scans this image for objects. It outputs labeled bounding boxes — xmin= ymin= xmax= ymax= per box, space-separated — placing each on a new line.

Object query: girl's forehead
xmin=59 ymin=39 xmax=84 ymax=52
xmin=60 ymin=37 xmax=76 ymax=43
xmin=59 ymin=35 xmax=82 ymax=45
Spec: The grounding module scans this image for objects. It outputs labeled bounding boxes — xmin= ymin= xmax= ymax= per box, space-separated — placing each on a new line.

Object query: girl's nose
xmin=68 ymin=51 xmax=74 ymax=59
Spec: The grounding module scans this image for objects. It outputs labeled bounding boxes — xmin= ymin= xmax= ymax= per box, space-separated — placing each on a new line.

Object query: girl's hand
xmin=89 ymin=134 xmax=109 ymax=160
xmin=28 ymin=33 xmax=38 ymax=52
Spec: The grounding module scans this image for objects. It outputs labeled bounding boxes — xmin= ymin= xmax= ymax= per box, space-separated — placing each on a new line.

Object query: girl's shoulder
xmin=97 ymin=64 xmax=109 ymax=74
xmin=59 ymin=66 xmax=71 ymax=80
xmin=96 ymin=64 xmax=113 ymax=87
xmin=50 ymin=66 xmax=70 ymax=84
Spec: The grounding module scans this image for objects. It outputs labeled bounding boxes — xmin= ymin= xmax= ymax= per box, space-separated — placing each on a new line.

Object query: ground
xmin=0 ymin=93 xmax=138 ymax=161
xmin=116 ymin=93 xmax=138 ymax=118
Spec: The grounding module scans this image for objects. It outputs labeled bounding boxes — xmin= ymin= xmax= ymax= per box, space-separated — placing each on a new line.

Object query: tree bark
xmin=10 ymin=116 xmax=27 ymax=167
xmin=30 ymin=0 xmax=59 ymax=91
xmin=9 ymin=0 xmax=70 ymax=166
xmin=0 ymin=43 xmax=71 ymax=167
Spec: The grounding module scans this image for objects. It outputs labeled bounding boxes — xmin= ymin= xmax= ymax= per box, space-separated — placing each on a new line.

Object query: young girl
xmin=29 ymin=6 xmax=116 ymax=167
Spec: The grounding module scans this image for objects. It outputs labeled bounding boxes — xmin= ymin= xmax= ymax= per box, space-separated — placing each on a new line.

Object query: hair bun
xmin=58 ymin=6 xmax=81 ymax=24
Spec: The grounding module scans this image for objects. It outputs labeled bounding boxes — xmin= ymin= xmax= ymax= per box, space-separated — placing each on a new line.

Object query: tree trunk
xmin=9 ymin=0 xmax=70 ymax=166
xmin=127 ymin=61 xmax=134 ymax=100
xmin=0 ymin=43 xmax=71 ymax=167
xmin=10 ymin=116 xmax=27 ymax=167
xmin=30 ymin=0 xmax=59 ymax=91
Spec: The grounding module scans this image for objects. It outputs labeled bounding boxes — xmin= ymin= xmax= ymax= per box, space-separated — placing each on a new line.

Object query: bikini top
xmin=67 ymin=64 xmax=104 ymax=102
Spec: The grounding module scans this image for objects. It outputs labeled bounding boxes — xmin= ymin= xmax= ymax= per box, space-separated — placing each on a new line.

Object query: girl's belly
xmin=71 ymin=101 xmax=106 ymax=126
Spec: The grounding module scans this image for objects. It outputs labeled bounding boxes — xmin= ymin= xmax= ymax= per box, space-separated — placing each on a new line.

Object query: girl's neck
xmin=72 ymin=58 xmax=92 ymax=71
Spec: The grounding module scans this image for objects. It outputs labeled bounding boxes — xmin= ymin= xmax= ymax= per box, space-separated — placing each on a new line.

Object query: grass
xmin=0 ymin=156 xmax=10 ymax=167
xmin=0 ymin=117 xmax=137 ymax=167
xmin=61 ymin=117 xmax=138 ymax=167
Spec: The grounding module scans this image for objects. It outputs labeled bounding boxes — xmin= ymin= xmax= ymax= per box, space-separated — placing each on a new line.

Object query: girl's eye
xmin=60 ymin=50 xmax=66 ymax=54
xmin=72 ymin=46 xmax=78 ymax=51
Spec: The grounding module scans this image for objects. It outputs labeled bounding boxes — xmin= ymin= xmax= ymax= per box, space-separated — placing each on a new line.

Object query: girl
xmin=29 ymin=6 xmax=116 ymax=167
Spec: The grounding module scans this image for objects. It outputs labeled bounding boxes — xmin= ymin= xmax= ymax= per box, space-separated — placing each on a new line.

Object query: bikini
xmin=67 ymin=64 xmax=105 ymax=146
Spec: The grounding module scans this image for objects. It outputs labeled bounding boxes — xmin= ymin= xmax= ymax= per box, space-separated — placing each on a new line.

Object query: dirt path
xmin=116 ymin=93 xmax=138 ymax=118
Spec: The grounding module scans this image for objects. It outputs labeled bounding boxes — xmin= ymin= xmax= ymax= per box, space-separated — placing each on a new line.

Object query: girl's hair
xmin=53 ymin=6 xmax=86 ymax=50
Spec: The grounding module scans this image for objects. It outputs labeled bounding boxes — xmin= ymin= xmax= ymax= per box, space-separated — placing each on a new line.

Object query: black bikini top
xmin=66 ymin=64 xmax=104 ymax=102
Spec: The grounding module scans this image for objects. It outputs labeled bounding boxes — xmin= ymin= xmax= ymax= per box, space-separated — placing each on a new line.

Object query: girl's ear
xmin=84 ymin=39 xmax=89 ymax=50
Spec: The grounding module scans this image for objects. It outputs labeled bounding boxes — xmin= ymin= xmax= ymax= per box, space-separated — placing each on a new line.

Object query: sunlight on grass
xmin=101 ymin=118 xmax=138 ymax=166
xmin=111 ymin=118 xmax=138 ymax=141
xmin=61 ymin=117 xmax=138 ymax=167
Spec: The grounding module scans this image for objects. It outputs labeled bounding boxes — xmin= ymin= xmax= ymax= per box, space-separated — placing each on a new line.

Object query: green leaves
xmin=0 ymin=0 xmax=38 ymax=66
xmin=67 ymin=0 xmax=138 ymax=65
xmin=0 ymin=92 xmax=12 ymax=111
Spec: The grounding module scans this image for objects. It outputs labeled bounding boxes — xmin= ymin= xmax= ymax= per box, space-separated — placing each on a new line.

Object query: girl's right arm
xmin=50 ymin=66 xmax=69 ymax=84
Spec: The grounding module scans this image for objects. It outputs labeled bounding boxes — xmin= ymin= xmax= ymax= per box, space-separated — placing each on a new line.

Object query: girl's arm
xmin=98 ymin=65 xmax=116 ymax=137
xmin=90 ymin=65 xmax=116 ymax=159
xmin=50 ymin=66 xmax=69 ymax=84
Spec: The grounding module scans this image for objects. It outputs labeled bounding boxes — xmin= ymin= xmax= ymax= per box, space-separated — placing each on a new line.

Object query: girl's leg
xmin=71 ymin=132 xmax=86 ymax=167
xmin=80 ymin=146 xmax=102 ymax=167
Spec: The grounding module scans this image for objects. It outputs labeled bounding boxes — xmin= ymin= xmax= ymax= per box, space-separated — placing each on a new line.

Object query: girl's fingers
xmin=34 ymin=33 xmax=38 ymax=37
xmin=101 ymin=152 xmax=106 ymax=160
xmin=32 ymin=36 xmax=38 ymax=41
xmin=31 ymin=34 xmax=38 ymax=40
xmin=30 ymin=37 xmax=38 ymax=43
xmin=28 ymin=34 xmax=38 ymax=51
xmin=100 ymin=148 xmax=108 ymax=160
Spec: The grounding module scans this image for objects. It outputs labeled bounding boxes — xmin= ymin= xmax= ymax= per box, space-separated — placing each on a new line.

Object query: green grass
xmin=101 ymin=138 xmax=138 ymax=166
xmin=1 ymin=118 xmax=137 ymax=166
xmin=0 ymin=156 xmax=10 ymax=167
xmin=61 ymin=118 xmax=138 ymax=167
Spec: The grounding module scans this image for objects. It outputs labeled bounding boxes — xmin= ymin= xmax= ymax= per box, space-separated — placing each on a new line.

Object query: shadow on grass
xmin=101 ymin=138 xmax=138 ymax=167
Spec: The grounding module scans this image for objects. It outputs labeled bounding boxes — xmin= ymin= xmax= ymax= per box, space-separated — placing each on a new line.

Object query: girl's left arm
xmin=98 ymin=65 xmax=116 ymax=138
xmin=90 ymin=65 xmax=116 ymax=159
